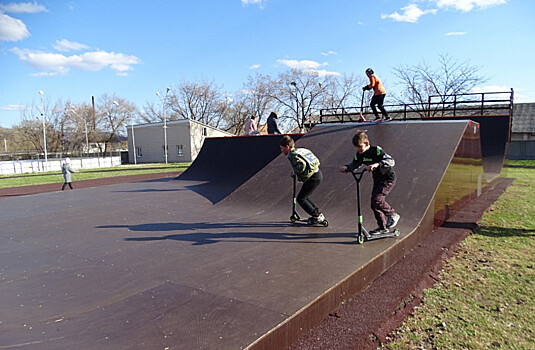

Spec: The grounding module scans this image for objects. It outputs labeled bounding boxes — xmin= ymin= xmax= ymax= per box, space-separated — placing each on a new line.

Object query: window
xmin=136 ymin=147 xmax=142 ymax=157
xmin=176 ymin=144 xmax=184 ymax=156
xmin=162 ymin=145 xmax=168 ymax=157
xmin=202 ymin=127 xmax=207 ymax=136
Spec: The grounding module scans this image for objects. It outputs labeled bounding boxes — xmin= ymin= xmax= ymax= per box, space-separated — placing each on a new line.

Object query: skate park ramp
xmin=432 ymin=115 xmax=509 ymax=181
xmin=179 ymin=133 xmax=303 ymax=203
xmin=0 ymin=120 xmax=501 ymax=349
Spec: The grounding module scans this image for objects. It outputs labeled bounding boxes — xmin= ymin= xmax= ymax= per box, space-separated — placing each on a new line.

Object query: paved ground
xmin=0 ymin=171 xmax=182 ymax=198
xmin=0 ymin=121 xmax=509 ymax=349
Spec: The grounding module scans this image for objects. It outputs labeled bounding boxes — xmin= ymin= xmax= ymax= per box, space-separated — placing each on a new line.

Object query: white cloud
xmin=434 ymin=0 xmax=507 ymax=12
xmin=0 ymin=104 xmax=25 ymax=111
xmin=241 ymin=0 xmax=266 ymax=8
xmin=10 ymin=47 xmax=141 ymax=76
xmin=381 ymin=4 xmax=437 ymax=23
xmin=0 ymin=1 xmax=47 ymax=13
xmin=53 ymin=39 xmax=90 ymax=52
xmin=320 ymin=50 xmax=337 ymax=56
xmin=0 ymin=13 xmax=30 ymax=41
xmin=277 ymin=59 xmax=327 ymax=70
xmin=248 ymin=64 xmax=260 ymax=69
xmin=445 ymin=31 xmax=466 ymax=35
xmin=311 ymin=69 xmax=341 ymax=77
xmin=471 ymin=85 xmax=510 ymax=93
xmin=277 ymin=59 xmax=340 ymax=76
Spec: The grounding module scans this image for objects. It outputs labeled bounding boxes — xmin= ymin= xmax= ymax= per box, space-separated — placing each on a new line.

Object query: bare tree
xmin=95 ymin=94 xmax=129 ymax=153
xmin=392 ymin=53 xmax=489 ymax=112
xmin=139 ymin=101 xmax=162 ymax=123
xmin=65 ymin=102 xmax=99 ymax=152
xmin=167 ymin=79 xmax=227 ymax=128
xmin=267 ymin=69 xmax=340 ymax=130
xmin=15 ymin=98 xmax=66 ymax=153
xmin=222 ymin=73 xmax=279 ymax=135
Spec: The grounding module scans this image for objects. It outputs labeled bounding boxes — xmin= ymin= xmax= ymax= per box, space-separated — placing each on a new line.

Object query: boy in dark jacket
xmin=280 ymin=135 xmax=325 ymax=225
xmin=339 ymin=130 xmax=399 ymax=234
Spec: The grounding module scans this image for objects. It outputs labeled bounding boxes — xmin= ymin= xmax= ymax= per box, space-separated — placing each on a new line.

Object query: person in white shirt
xmin=244 ymin=115 xmax=260 ymax=135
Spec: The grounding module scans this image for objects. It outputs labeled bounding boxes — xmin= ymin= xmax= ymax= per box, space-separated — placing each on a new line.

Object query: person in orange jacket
xmin=363 ymin=68 xmax=390 ymax=121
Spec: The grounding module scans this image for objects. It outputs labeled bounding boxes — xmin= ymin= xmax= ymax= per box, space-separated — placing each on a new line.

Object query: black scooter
xmin=350 ymin=169 xmax=400 ymax=244
xmin=290 ymin=174 xmax=329 ymax=227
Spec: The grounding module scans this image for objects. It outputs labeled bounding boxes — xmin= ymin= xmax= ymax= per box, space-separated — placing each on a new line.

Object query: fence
xmin=319 ymin=90 xmax=514 ymax=124
xmin=0 ymin=155 xmax=122 ymax=175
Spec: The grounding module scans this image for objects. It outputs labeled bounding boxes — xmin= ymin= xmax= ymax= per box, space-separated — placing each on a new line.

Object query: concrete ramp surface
xmin=0 ymin=121 xmax=498 ymax=349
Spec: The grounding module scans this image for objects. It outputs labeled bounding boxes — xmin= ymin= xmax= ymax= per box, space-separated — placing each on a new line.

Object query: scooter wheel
xmin=322 ymin=220 xmax=329 ymax=227
xmin=357 ymin=235 xmax=365 ymax=244
xmin=290 ymin=215 xmax=298 ymax=223
xmin=393 ymin=229 xmax=400 ymax=237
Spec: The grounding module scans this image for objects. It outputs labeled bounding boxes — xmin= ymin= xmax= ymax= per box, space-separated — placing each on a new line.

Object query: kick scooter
xmin=350 ymin=169 xmax=399 ymax=244
xmin=358 ymin=90 xmax=367 ymax=122
xmin=290 ymin=175 xmax=329 ymax=227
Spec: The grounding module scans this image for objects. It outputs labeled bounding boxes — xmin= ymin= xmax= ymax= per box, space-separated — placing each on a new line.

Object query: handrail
xmin=319 ymin=89 xmax=514 ymax=123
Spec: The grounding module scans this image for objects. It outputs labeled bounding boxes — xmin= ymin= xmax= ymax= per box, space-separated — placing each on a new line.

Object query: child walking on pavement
xmin=280 ymin=135 xmax=326 ymax=225
xmin=61 ymin=157 xmax=77 ymax=190
xmin=339 ymin=131 xmax=400 ymax=234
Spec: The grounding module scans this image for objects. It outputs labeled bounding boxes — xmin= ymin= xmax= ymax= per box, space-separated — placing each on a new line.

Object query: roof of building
xmin=513 ymin=103 xmax=535 ymax=133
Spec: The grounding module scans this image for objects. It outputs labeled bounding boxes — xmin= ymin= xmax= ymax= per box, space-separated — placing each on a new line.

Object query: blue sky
xmin=1 ymin=0 xmax=534 ymax=128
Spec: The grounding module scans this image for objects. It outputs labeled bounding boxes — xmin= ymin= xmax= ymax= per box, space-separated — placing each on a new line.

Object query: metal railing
xmin=319 ymin=89 xmax=514 ymax=124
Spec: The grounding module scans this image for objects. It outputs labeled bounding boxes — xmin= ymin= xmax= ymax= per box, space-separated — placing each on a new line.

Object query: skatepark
xmin=0 ymin=118 xmax=509 ymax=349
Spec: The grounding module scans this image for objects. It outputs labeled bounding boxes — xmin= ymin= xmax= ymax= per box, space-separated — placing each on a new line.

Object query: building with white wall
xmin=126 ymin=119 xmax=233 ymax=163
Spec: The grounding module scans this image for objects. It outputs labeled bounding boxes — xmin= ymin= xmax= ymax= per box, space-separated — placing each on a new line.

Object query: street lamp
xmin=156 ymin=87 xmax=170 ymax=164
xmin=113 ymin=101 xmax=136 ymax=165
xmin=68 ymin=108 xmax=89 ymax=155
xmin=38 ymin=90 xmax=48 ymax=171
xmin=290 ymin=82 xmax=300 ymax=128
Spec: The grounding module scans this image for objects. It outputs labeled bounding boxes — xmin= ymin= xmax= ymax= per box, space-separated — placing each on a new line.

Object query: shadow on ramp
xmin=178 ymin=134 xmax=302 ymax=203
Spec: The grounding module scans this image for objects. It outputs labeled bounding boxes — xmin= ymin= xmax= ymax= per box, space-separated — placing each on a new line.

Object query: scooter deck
xmin=357 ymin=228 xmax=400 ymax=244
xmin=290 ymin=214 xmax=329 ymax=227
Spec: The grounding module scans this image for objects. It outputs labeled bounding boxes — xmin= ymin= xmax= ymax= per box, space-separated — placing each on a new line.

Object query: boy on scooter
xmin=280 ymin=135 xmax=326 ymax=225
xmin=339 ymin=130 xmax=400 ymax=234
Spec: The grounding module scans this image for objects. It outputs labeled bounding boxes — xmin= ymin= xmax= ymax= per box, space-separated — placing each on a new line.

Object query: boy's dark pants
xmin=297 ymin=170 xmax=322 ymax=216
xmin=371 ymin=179 xmax=395 ymax=228
xmin=62 ymin=182 xmax=73 ymax=190
xmin=370 ymin=94 xmax=388 ymax=118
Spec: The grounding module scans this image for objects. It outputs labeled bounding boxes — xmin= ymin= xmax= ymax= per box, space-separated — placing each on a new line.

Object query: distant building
xmin=510 ymin=103 xmax=535 ymax=160
xmin=126 ymin=119 xmax=233 ymax=163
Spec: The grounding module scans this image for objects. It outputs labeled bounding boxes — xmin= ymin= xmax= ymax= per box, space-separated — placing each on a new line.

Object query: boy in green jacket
xmin=280 ymin=135 xmax=325 ymax=225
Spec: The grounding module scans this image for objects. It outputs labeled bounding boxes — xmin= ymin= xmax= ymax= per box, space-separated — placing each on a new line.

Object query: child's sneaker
xmin=387 ymin=213 xmax=400 ymax=228
xmin=307 ymin=213 xmax=325 ymax=225
xmin=383 ymin=116 xmax=392 ymax=121
xmin=369 ymin=227 xmax=388 ymax=235
xmin=373 ymin=116 xmax=382 ymax=121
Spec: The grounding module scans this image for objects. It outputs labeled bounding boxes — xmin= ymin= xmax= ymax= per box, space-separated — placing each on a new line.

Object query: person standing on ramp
xmin=363 ymin=68 xmax=390 ymax=121
xmin=280 ymin=135 xmax=326 ymax=225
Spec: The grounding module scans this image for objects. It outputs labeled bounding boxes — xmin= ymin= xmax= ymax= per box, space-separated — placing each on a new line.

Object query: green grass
xmin=0 ymin=163 xmax=190 ymax=189
xmin=385 ymin=164 xmax=535 ymax=349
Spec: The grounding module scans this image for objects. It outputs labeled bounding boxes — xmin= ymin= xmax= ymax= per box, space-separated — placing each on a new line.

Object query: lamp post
xmin=156 ymin=87 xmax=170 ymax=164
xmin=68 ymin=108 xmax=89 ymax=155
xmin=38 ymin=90 xmax=48 ymax=171
xmin=113 ymin=101 xmax=136 ymax=165
xmin=290 ymin=82 xmax=300 ymax=129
